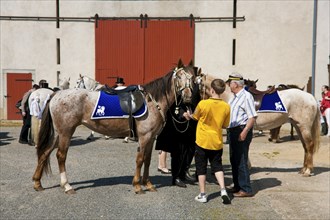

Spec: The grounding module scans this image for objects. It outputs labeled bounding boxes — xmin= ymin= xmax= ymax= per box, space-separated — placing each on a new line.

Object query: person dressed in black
xmin=18 ymin=79 xmax=47 ymax=145
xmin=18 ymin=84 xmax=40 ymax=144
xmin=155 ymin=83 xmax=200 ymax=187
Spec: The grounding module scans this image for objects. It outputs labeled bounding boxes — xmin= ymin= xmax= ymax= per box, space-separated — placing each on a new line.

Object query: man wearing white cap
xmin=226 ymin=72 xmax=257 ymax=197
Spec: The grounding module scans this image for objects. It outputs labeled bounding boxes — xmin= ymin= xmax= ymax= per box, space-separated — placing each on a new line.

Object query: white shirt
xmin=228 ymin=88 xmax=257 ymax=128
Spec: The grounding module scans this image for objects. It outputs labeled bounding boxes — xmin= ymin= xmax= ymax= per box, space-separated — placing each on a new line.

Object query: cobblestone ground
xmin=1 ymin=124 xmax=329 ymax=219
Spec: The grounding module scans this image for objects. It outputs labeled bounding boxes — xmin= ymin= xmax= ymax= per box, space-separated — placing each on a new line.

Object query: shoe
xmin=28 ymin=142 xmax=35 ymax=146
xmin=221 ymin=191 xmax=231 ymax=204
xmin=226 ymin=185 xmax=240 ymax=193
xmin=157 ymin=168 xmax=171 ymax=174
xmin=233 ymin=190 xmax=253 ymax=197
xmin=19 ymin=139 xmax=28 ymax=144
xmin=195 ymin=193 xmax=208 ymax=203
xmin=172 ymin=178 xmax=187 ymax=188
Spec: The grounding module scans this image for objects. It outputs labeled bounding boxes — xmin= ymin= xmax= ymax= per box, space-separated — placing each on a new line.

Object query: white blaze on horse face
xmin=175 ymin=69 xmax=193 ymax=103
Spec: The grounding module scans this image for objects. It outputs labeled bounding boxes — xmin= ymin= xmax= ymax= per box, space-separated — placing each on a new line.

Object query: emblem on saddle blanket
xmin=257 ymin=91 xmax=287 ymax=113
xmin=91 ymin=91 xmax=147 ymax=119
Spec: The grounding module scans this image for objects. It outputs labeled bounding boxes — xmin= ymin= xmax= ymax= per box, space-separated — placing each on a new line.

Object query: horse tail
xmin=311 ymin=107 xmax=321 ymax=153
xmin=37 ymin=96 xmax=56 ymax=175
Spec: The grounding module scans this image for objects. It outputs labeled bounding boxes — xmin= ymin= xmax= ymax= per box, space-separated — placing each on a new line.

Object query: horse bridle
xmin=195 ymin=73 xmax=207 ymax=99
xmin=76 ymin=76 xmax=86 ymax=89
xmin=76 ymin=76 xmax=100 ymax=91
xmin=168 ymin=67 xmax=194 ymax=133
xmin=172 ymin=67 xmax=194 ymax=108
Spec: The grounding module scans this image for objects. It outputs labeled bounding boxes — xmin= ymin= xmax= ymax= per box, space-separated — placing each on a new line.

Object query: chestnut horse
xmin=32 ymin=61 xmax=195 ymax=194
xmin=196 ymin=72 xmax=320 ymax=176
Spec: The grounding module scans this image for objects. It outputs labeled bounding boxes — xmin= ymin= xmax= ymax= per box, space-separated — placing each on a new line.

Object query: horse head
xmin=75 ymin=74 xmax=85 ymax=89
xmin=173 ymin=59 xmax=195 ymax=104
xmin=244 ymin=78 xmax=258 ymax=89
xmin=75 ymin=75 xmax=100 ymax=91
xmin=59 ymin=77 xmax=70 ymax=90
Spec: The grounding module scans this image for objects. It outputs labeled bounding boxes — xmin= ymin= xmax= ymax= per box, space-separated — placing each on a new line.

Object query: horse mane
xmin=277 ymin=84 xmax=305 ymax=91
xmin=143 ymin=71 xmax=173 ymax=102
xmin=142 ymin=65 xmax=194 ymax=102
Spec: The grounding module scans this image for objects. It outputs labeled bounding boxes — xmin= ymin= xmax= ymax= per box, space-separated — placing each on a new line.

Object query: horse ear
xmin=177 ymin=59 xmax=184 ymax=68
xmin=198 ymin=68 xmax=202 ymax=76
xmin=68 ymin=77 xmax=70 ymax=82
xmin=188 ymin=59 xmax=194 ymax=67
xmin=255 ymin=79 xmax=259 ymax=83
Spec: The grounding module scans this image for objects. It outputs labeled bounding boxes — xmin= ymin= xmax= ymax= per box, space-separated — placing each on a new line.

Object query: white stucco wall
xmin=1 ymin=0 xmax=329 ymax=119
xmin=314 ymin=0 xmax=330 ymax=102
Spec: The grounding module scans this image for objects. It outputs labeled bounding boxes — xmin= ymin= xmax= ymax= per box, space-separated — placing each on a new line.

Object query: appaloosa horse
xmin=196 ymin=72 xmax=320 ymax=176
xmin=32 ymin=60 xmax=195 ymax=194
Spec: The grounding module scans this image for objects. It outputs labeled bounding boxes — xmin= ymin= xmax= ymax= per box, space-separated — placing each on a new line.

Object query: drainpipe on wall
xmin=311 ymin=0 xmax=318 ymax=96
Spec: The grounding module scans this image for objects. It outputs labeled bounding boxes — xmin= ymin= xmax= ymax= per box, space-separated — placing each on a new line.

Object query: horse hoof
xmin=65 ymin=189 xmax=76 ymax=194
xmin=34 ymin=186 xmax=44 ymax=191
xmin=148 ymin=186 xmax=157 ymax=192
xmin=135 ymin=189 xmax=145 ymax=195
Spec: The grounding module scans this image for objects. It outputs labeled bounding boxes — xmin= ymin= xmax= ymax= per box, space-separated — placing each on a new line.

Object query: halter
xmin=76 ymin=76 xmax=86 ymax=89
xmin=195 ymin=74 xmax=207 ymax=99
xmin=172 ymin=67 xmax=193 ymax=108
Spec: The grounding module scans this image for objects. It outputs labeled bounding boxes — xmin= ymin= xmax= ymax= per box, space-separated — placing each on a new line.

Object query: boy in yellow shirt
xmin=184 ymin=79 xmax=231 ymax=204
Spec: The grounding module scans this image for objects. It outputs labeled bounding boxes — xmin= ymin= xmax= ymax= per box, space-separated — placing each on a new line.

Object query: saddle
xmin=101 ymin=85 xmax=145 ymax=141
xmin=101 ymin=85 xmax=145 ymax=114
xmin=247 ymin=86 xmax=276 ymax=111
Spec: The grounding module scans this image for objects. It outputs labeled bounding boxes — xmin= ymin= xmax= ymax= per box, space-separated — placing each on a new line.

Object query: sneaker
xmin=221 ymin=191 xmax=231 ymax=204
xmin=195 ymin=193 xmax=208 ymax=203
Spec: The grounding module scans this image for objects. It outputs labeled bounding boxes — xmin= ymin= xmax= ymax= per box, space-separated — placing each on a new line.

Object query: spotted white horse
xmin=75 ymin=74 xmax=136 ymax=141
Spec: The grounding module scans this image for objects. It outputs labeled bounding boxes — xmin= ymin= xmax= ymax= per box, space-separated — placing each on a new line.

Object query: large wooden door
xmin=95 ymin=20 xmax=194 ymax=85
xmin=6 ymin=73 xmax=32 ymax=120
xmin=144 ymin=20 xmax=195 ymax=83
xmin=95 ymin=20 xmax=144 ymax=86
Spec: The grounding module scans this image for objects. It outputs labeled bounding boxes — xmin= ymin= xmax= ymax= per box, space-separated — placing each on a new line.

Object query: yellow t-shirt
xmin=192 ymin=98 xmax=230 ymax=150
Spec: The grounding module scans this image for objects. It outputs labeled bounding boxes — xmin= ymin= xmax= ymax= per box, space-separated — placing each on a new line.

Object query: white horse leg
xmin=60 ymin=172 xmax=74 ymax=193
xmin=56 ymin=136 xmax=76 ymax=194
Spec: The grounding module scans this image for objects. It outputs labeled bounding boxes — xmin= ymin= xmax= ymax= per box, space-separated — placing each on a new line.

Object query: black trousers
xmin=19 ymin=113 xmax=31 ymax=141
xmin=171 ymin=141 xmax=195 ymax=180
xmin=229 ymin=125 xmax=253 ymax=194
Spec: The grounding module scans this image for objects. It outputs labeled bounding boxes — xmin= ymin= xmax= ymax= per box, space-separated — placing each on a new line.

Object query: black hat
xmin=116 ymin=77 xmax=125 ymax=84
xmin=40 ymin=82 xmax=49 ymax=88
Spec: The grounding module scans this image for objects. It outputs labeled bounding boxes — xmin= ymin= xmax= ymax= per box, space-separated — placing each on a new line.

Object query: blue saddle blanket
xmin=258 ymin=91 xmax=287 ymax=113
xmin=91 ymin=91 xmax=147 ymax=119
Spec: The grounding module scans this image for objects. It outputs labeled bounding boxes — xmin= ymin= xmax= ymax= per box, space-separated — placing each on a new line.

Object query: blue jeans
xmin=229 ymin=126 xmax=253 ymax=193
